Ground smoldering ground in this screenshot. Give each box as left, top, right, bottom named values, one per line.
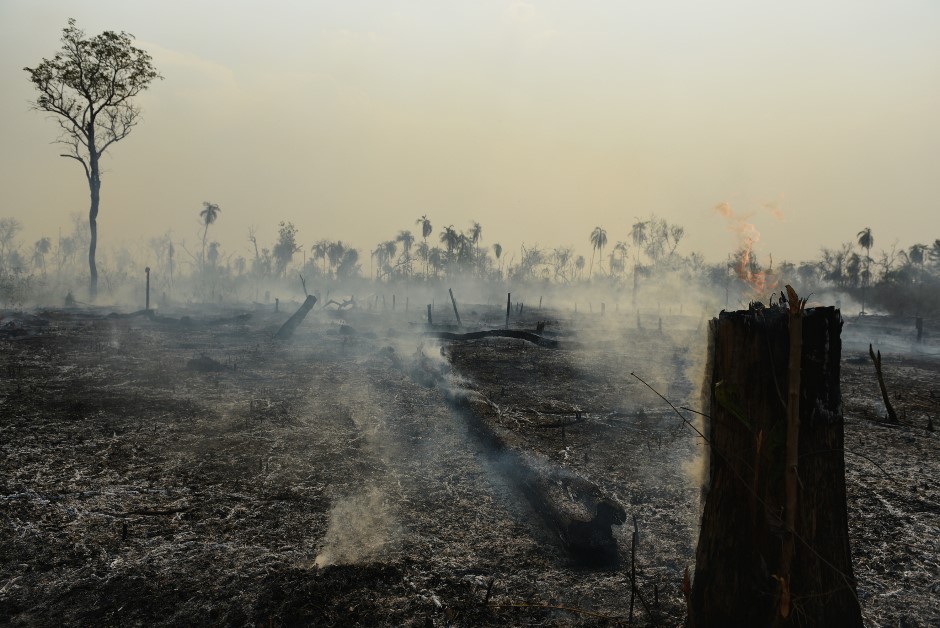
left=0, top=267, right=938, bottom=625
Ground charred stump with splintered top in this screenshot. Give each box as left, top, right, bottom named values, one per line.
left=690, top=292, right=862, bottom=627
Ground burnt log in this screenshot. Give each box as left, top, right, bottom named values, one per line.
left=274, top=295, right=317, bottom=340
left=691, top=302, right=862, bottom=627
left=424, top=329, right=558, bottom=348
left=449, top=389, right=625, bottom=566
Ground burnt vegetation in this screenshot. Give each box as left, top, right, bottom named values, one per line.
left=0, top=265, right=938, bottom=625
left=3, top=17, right=939, bottom=628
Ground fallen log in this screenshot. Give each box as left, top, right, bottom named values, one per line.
left=424, top=328, right=558, bottom=348
left=448, top=388, right=625, bottom=566
left=274, top=295, right=317, bottom=339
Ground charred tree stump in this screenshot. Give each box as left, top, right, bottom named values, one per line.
left=869, top=344, right=899, bottom=423
left=691, top=300, right=862, bottom=627
left=274, top=295, right=317, bottom=339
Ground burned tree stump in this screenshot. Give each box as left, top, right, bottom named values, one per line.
left=691, top=302, right=862, bottom=627
left=274, top=295, right=317, bottom=340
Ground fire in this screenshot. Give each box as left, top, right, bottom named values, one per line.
left=714, top=202, right=779, bottom=296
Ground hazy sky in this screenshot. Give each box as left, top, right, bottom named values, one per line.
left=2, top=0, right=938, bottom=268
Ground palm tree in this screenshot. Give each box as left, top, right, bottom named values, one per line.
left=416, top=241, right=430, bottom=277
left=311, top=239, right=329, bottom=276
left=428, top=247, right=444, bottom=278
left=630, top=219, right=648, bottom=263
left=929, top=239, right=940, bottom=268
left=416, top=215, right=433, bottom=278
left=326, top=240, right=345, bottom=278
left=492, top=243, right=503, bottom=277
left=575, top=255, right=586, bottom=281
left=908, top=243, right=927, bottom=267
left=857, top=227, right=873, bottom=313
left=33, top=237, right=51, bottom=277
left=589, top=226, right=607, bottom=277
left=468, top=221, right=483, bottom=267
left=382, top=240, right=397, bottom=279
left=613, top=241, right=629, bottom=278
left=416, top=215, right=433, bottom=241
left=440, top=226, right=460, bottom=269
left=396, top=230, right=414, bottom=276
left=199, top=201, right=222, bottom=264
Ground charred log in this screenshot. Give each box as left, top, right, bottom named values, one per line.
left=274, top=295, right=317, bottom=340
left=425, top=329, right=558, bottom=348
left=448, top=389, right=625, bottom=567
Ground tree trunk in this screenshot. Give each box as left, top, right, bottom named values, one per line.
left=274, top=295, right=317, bottom=340
left=691, top=304, right=861, bottom=627
left=88, top=161, right=100, bottom=302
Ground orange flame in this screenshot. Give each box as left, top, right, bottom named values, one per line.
left=714, top=202, right=778, bottom=296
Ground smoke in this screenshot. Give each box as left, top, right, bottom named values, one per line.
left=764, top=201, right=785, bottom=222
left=314, top=486, right=399, bottom=567
left=714, top=201, right=776, bottom=296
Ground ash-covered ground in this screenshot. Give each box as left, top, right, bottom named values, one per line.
left=0, top=302, right=937, bottom=626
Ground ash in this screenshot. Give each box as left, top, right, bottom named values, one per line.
left=0, top=303, right=937, bottom=626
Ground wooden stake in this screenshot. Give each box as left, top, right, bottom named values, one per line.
left=506, top=292, right=511, bottom=328
left=449, top=288, right=462, bottom=327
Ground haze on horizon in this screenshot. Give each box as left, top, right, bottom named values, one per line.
left=1, top=0, right=938, bottom=269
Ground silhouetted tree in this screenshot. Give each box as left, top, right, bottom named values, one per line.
left=0, top=219, right=22, bottom=268
left=589, top=226, right=607, bottom=277
left=311, top=240, right=329, bottom=276
left=396, top=230, right=414, bottom=276
left=552, top=247, right=574, bottom=282
left=199, top=202, right=221, bottom=265
left=33, top=237, right=52, bottom=277
left=492, top=242, right=503, bottom=277
left=416, top=215, right=432, bottom=277
left=272, top=221, right=301, bottom=276
left=326, top=241, right=346, bottom=278
left=207, top=242, right=220, bottom=267
left=468, top=221, right=483, bottom=267
left=857, top=227, right=873, bottom=313
left=929, top=240, right=940, bottom=269
left=25, top=19, right=161, bottom=300
left=336, top=248, right=360, bottom=279
left=612, top=241, right=628, bottom=278
left=440, top=226, right=459, bottom=270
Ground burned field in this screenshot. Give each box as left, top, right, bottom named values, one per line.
left=0, top=303, right=938, bottom=626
